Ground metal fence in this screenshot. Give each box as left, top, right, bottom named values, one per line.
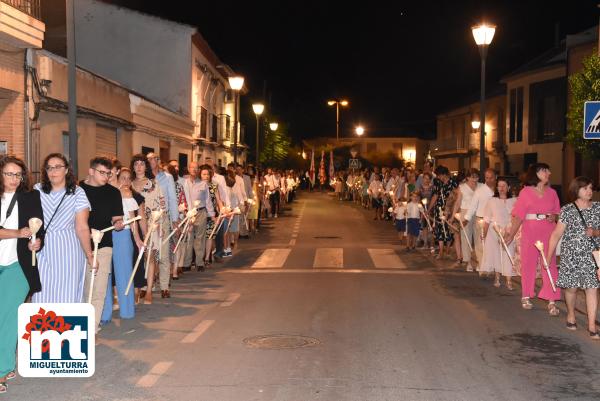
left=1, top=0, right=41, bottom=19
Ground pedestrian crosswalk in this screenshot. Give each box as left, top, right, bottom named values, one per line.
left=221, top=247, right=421, bottom=270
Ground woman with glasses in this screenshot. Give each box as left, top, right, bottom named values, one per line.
left=504, top=163, right=561, bottom=314
left=0, top=156, right=44, bottom=394
left=32, top=153, right=92, bottom=303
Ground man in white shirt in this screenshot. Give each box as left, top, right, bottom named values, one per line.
left=264, top=168, right=280, bottom=217
left=463, top=168, right=497, bottom=272
left=453, top=169, right=482, bottom=271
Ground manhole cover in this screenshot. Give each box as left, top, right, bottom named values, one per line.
left=243, top=334, right=321, bottom=349
left=314, top=236, right=341, bottom=239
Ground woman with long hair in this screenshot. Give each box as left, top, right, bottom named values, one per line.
left=0, top=156, right=44, bottom=394
left=32, top=153, right=92, bottom=303
left=547, top=177, right=600, bottom=338
left=504, top=163, right=561, bottom=314
left=130, top=154, right=165, bottom=304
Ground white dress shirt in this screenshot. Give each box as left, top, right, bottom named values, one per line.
left=465, top=184, right=495, bottom=221
left=212, top=173, right=230, bottom=207
left=0, top=192, right=18, bottom=265
left=459, top=182, right=482, bottom=210
left=234, top=175, right=248, bottom=203
left=264, top=174, right=280, bottom=191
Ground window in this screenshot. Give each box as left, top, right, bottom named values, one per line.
left=529, top=78, right=566, bottom=143
left=509, top=87, right=523, bottom=143
left=178, top=153, right=188, bottom=171
left=141, top=146, right=154, bottom=155
left=211, top=114, right=218, bottom=142
left=200, top=107, right=208, bottom=139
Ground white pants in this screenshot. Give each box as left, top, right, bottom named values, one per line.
left=473, top=217, right=485, bottom=271
left=460, top=209, right=475, bottom=267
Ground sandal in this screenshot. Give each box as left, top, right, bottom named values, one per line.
left=506, top=281, right=514, bottom=291
left=5, top=371, right=15, bottom=381
left=589, top=331, right=600, bottom=340
left=548, top=302, right=560, bottom=317
left=521, top=297, right=533, bottom=310
left=493, top=279, right=501, bottom=288
left=566, top=321, right=577, bottom=331
left=0, top=381, right=6, bottom=394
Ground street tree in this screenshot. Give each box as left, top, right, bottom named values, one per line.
left=567, top=50, right=600, bottom=159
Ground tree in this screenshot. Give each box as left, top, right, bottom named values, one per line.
left=566, top=50, right=600, bottom=159
left=259, top=126, right=291, bottom=167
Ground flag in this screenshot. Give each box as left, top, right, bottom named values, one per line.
left=309, top=150, right=315, bottom=185
left=318, top=150, right=326, bottom=185
left=329, top=150, right=335, bottom=179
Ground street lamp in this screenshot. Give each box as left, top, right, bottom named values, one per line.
left=471, top=120, right=480, bottom=130
left=472, top=23, right=495, bottom=174
left=355, top=126, right=364, bottom=136
left=269, top=122, right=278, bottom=131
left=327, top=99, right=349, bottom=141
left=228, top=75, right=245, bottom=165
left=252, top=103, right=264, bottom=167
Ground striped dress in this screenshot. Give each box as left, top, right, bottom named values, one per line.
left=32, top=184, right=91, bottom=303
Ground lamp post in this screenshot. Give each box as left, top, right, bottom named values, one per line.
left=268, top=122, right=278, bottom=162
left=228, top=76, right=245, bottom=165
left=327, top=99, right=349, bottom=141
left=472, top=23, right=495, bottom=174
left=355, top=126, right=364, bottom=136
left=252, top=103, right=264, bottom=167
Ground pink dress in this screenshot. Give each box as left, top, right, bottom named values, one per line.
left=511, top=186, right=561, bottom=301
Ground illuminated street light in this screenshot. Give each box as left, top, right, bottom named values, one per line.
left=269, top=122, right=278, bottom=131
left=471, top=121, right=481, bottom=130
left=471, top=23, right=496, bottom=174
left=252, top=103, right=265, bottom=166
left=355, top=126, right=364, bottom=136
left=327, top=99, right=349, bottom=141
left=228, top=76, right=245, bottom=164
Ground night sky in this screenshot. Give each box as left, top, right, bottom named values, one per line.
left=108, top=0, right=598, bottom=145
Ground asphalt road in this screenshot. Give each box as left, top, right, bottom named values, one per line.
left=10, top=191, right=600, bottom=401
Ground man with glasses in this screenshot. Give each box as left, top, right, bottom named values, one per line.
left=80, top=157, right=124, bottom=332
left=146, top=152, right=178, bottom=295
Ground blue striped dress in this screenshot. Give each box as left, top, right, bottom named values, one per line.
left=31, top=184, right=91, bottom=303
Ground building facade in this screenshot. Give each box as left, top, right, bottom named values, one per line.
left=0, top=0, right=44, bottom=164
left=433, top=91, right=506, bottom=174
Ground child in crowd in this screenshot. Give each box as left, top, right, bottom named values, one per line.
left=394, top=198, right=407, bottom=243
left=406, top=191, right=421, bottom=251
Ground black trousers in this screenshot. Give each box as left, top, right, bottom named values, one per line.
left=269, top=191, right=280, bottom=216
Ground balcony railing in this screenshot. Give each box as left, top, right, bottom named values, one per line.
left=431, top=134, right=468, bottom=153
left=1, top=0, right=40, bottom=19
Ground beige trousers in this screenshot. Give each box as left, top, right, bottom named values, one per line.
left=473, top=217, right=485, bottom=270
left=83, top=247, right=112, bottom=330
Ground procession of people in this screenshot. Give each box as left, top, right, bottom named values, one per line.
left=0, top=152, right=301, bottom=393
left=1, top=150, right=600, bottom=394
left=331, top=159, right=600, bottom=336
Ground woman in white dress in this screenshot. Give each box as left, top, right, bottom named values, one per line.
left=482, top=178, right=516, bottom=290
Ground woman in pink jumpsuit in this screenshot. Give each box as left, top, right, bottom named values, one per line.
left=505, top=163, right=561, bottom=314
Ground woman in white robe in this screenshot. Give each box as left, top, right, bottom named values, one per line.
left=482, top=178, right=517, bottom=289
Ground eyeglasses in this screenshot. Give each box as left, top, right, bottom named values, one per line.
left=45, top=165, right=66, bottom=172
left=94, top=168, right=113, bottom=178
left=3, top=172, right=23, bottom=180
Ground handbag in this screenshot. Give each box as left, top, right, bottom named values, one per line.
left=572, top=202, right=600, bottom=270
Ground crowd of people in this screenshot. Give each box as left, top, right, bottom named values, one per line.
left=332, top=161, right=600, bottom=337
left=0, top=152, right=300, bottom=393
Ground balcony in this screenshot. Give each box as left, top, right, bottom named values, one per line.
left=0, top=0, right=44, bottom=48
left=431, top=134, right=469, bottom=156
left=2, top=0, right=40, bottom=19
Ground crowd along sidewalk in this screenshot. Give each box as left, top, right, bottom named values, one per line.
left=337, top=192, right=599, bottom=325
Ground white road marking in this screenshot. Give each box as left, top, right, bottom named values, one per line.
left=289, top=239, right=297, bottom=246
left=136, top=361, right=173, bottom=387
left=314, top=248, right=343, bottom=268
left=252, top=248, right=291, bottom=268
left=221, top=268, right=449, bottom=275
left=367, top=248, right=406, bottom=269
left=220, top=292, right=241, bottom=307
left=180, top=320, right=215, bottom=343
left=291, top=233, right=298, bottom=238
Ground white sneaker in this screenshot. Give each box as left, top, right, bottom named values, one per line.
left=466, top=264, right=474, bottom=272
left=274, top=214, right=278, bottom=218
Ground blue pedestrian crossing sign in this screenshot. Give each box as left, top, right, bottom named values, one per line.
left=584, top=101, right=600, bottom=139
